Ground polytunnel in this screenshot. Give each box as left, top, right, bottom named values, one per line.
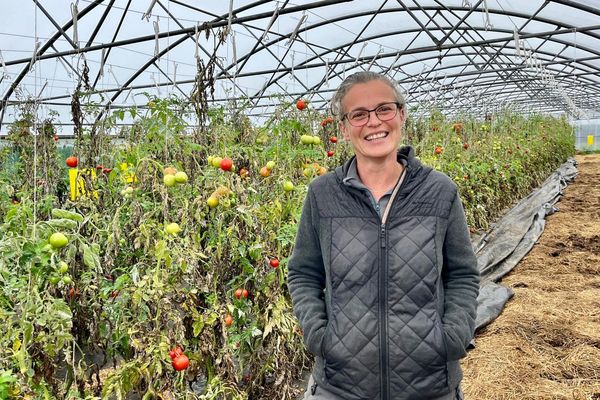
left=0, top=2, right=599, bottom=400
left=1, top=0, right=600, bottom=132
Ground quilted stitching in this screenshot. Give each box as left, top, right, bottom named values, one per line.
left=325, top=215, right=448, bottom=398
left=328, top=218, right=380, bottom=397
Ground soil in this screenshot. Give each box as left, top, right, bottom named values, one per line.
left=462, top=154, right=600, bottom=399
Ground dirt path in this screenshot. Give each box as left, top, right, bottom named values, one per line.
left=462, top=154, right=600, bottom=400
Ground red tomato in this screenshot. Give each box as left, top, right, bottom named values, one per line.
left=434, top=146, right=443, bottom=155
left=225, top=314, right=233, bottom=327
left=220, top=158, right=233, bottom=171
left=172, top=354, right=189, bottom=371
left=327, top=151, right=334, bottom=157
left=242, top=289, right=249, bottom=298
left=296, top=99, right=307, bottom=110
left=330, top=136, right=337, bottom=143
left=463, top=143, right=470, bottom=150
left=234, top=288, right=243, bottom=299
left=269, top=259, right=280, bottom=268
left=66, top=156, right=78, bottom=168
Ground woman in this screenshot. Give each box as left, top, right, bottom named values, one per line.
left=287, top=71, right=479, bottom=400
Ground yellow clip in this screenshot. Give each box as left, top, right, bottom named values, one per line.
left=69, top=168, right=98, bottom=200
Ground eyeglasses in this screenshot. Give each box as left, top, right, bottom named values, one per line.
left=342, top=102, right=402, bottom=127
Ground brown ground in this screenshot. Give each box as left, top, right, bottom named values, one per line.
left=462, top=154, right=600, bottom=400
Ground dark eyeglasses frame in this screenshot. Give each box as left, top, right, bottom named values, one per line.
left=342, top=102, right=402, bottom=127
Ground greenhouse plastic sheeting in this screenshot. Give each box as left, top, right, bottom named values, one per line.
left=473, top=158, right=578, bottom=331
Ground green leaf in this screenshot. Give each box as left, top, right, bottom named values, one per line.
left=81, top=243, right=100, bottom=270
left=51, top=208, right=84, bottom=222
left=45, top=218, right=78, bottom=231
left=192, top=317, right=205, bottom=337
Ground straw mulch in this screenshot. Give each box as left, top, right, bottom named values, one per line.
left=462, top=153, right=600, bottom=400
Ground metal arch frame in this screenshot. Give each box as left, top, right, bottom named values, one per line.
left=2, top=1, right=600, bottom=127
left=233, top=5, right=600, bottom=108
left=0, top=0, right=105, bottom=127
left=0, top=0, right=352, bottom=126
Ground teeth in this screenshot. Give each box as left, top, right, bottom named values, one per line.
left=365, top=132, right=387, bottom=141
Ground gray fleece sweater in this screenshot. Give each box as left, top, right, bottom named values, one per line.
left=287, top=146, right=480, bottom=400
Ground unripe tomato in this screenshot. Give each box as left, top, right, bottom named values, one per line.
left=49, top=232, right=69, bottom=249
left=259, top=166, right=271, bottom=177
left=164, top=175, right=176, bottom=187
left=58, top=261, right=69, bottom=274
left=174, top=171, right=188, bottom=183
left=165, top=222, right=181, bottom=235
left=207, top=196, right=219, bottom=208
left=65, top=156, right=78, bottom=168
left=283, top=181, right=294, bottom=192
left=164, top=166, right=177, bottom=176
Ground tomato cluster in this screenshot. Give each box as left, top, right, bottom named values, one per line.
left=169, top=346, right=189, bottom=371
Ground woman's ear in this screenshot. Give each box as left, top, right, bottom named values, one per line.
left=339, top=120, right=350, bottom=142
left=398, top=106, right=407, bottom=124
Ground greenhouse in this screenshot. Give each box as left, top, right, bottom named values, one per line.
left=0, top=1, right=599, bottom=399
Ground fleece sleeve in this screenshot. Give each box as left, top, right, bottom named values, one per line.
left=441, top=193, right=480, bottom=361
left=287, top=187, right=328, bottom=356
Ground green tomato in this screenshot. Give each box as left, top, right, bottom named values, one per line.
left=174, top=171, right=188, bottom=183
left=58, top=261, right=69, bottom=274
left=283, top=181, right=295, bottom=192
left=49, top=232, right=68, bottom=249
left=164, top=174, right=176, bottom=187
left=165, top=222, right=182, bottom=235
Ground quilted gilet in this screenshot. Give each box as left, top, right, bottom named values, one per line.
left=288, top=147, right=479, bottom=400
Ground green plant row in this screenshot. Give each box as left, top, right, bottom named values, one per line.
left=0, top=98, right=574, bottom=399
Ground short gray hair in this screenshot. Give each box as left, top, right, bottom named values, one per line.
left=330, top=71, right=406, bottom=119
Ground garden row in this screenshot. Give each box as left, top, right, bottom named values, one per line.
left=0, top=99, right=574, bottom=399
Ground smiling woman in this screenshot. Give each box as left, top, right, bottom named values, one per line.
left=287, top=71, right=480, bottom=400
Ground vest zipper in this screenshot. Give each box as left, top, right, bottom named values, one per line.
left=378, top=166, right=408, bottom=400
left=379, top=221, right=389, bottom=400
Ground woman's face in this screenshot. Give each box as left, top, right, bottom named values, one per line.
left=339, top=79, right=405, bottom=164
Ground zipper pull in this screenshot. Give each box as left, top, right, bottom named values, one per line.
left=380, top=224, right=386, bottom=248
